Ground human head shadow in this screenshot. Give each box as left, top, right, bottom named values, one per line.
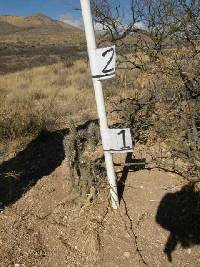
left=117, top=152, right=146, bottom=202
left=156, top=182, right=200, bottom=262
left=0, top=129, right=68, bottom=209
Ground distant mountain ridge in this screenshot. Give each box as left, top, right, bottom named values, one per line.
left=0, top=13, right=81, bottom=35
left=0, top=13, right=85, bottom=74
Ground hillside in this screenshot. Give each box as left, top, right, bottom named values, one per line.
left=0, top=14, right=85, bottom=74
left=0, top=13, right=80, bottom=34
left=0, top=21, right=20, bottom=34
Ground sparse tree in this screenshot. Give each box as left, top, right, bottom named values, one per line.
left=92, top=0, right=200, bottom=179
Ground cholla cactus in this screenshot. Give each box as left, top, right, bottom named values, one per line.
left=63, top=119, right=103, bottom=199
left=78, top=157, right=106, bottom=200
left=63, top=120, right=83, bottom=187
left=77, top=160, right=94, bottom=197
left=86, top=122, right=100, bottom=151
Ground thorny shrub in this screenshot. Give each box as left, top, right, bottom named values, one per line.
left=93, top=0, right=200, bottom=181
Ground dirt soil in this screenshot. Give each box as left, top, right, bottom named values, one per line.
left=0, top=155, right=200, bottom=266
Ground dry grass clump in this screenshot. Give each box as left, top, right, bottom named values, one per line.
left=0, top=60, right=96, bottom=140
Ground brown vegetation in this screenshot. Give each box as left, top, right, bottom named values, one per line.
left=93, top=0, right=200, bottom=181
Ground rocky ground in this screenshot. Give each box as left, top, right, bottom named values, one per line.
left=0, top=147, right=199, bottom=266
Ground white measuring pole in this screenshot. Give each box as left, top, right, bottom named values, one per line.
left=80, top=0, right=119, bottom=209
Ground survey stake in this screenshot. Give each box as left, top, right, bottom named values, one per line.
left=80, top=0, right=119, bottom=209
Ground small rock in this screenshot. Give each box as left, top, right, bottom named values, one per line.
left=123, top=251, right=130, bottom=258
left=187, top=248, right=191, bottom=254
left=125, top=233, right=130, bottom=238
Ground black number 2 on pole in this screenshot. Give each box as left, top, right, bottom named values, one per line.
left=91, top=45, right=116, bottom=80
left=102, top=47, right=115, bottom=74
left=117, top=129, right=131, bottom=149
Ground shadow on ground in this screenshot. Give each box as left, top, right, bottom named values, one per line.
left=0, top=129, right=68, bottom=208
left=0, top=119, right=99, bottom=209
left=117, top=152, right=146, bottom=202
left=156, top=182, right=200, bottom=262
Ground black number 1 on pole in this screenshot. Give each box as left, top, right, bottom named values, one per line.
left=117, top=129, right=131, bottom=149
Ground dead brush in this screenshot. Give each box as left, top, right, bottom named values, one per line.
left=187, top=115, right=200, bottom=154
left=63, top=119, right=106, bottom=202
left=110, top=93, right=156, bottom=145
left=0, top=171, right=20, bottom=206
